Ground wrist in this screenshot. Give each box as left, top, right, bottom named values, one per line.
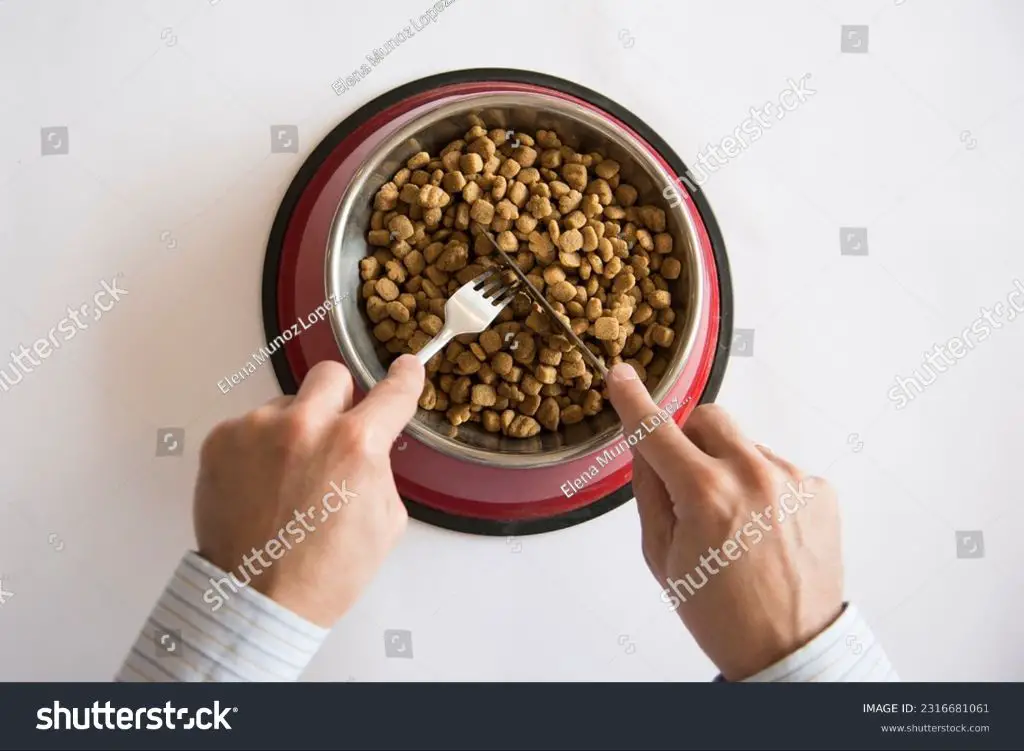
left=719, top=602, right=845, bottom=682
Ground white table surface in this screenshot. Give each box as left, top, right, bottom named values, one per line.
left=1, top=0, right=1022, bottom=681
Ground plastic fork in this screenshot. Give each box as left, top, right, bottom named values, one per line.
left=414, top=266, right=520, bottom=365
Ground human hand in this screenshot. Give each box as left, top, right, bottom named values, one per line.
left=605, top=364, right=844, bottom=681
left=193, top=356, right=424, bottom=627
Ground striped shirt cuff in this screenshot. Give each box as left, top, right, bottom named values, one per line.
left=116, top=552, right=329, bottom=682
left=742, top=604, right=899, bottom=682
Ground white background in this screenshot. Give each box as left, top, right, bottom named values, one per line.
left=1, top=0, right=1022, bottom=681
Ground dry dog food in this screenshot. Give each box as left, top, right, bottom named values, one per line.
left=360, top=121, right=685, bottom=436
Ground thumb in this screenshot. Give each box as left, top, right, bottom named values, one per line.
left=347, top=355, right=425, bottom=448
left=605, top=363, right=706, bottom=480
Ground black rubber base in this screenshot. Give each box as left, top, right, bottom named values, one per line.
left=262, top=68, right=734, bottom=537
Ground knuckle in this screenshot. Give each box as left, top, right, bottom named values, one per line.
left=689, top=403, right=728, bottom=427
left=307, top=359, right=353, bottom=383
left=199, top=420, right=236, bottom=464
left=688, top=462, right=730, bottom=498
left=744, top=457, right=779, bottom=495
left=273, top=410, right=320, bottom=451
left=335, top=417, right=376, bottom=456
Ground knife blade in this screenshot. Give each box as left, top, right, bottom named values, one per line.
left=481, top=229, right=609, bottom=379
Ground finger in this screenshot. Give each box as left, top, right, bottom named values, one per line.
left=249, top=394, right=293, bottom=422
left=345, top=354, right=425, bottom=446
left=631, top=452, right=674, bottom=574
left=755, top=444, right=804, bottom=478
left=292, top=360, right=355, bottom=415
left=605, top=363, right=709, bottom=479
left=683, top=404, right=755, bottom=460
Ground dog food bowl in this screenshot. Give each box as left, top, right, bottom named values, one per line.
left=327, top=91, right=707, bottom=469
left=262, top=69, right=732, bottom=534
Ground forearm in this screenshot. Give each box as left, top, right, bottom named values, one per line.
left=116, top=552, right=328, bottom=682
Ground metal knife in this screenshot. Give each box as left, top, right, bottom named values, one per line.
left=481, top=229, right=609, bottom=379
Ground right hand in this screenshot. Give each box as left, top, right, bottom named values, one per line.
left=606, top=364, right=844, bottom=681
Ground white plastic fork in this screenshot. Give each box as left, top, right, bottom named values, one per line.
left=415, top=266, right=520, bottom=365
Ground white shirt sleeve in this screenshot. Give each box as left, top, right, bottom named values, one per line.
left=116, top=552, right=328, bottom=682
left=742, top=604, right=899, bottom=682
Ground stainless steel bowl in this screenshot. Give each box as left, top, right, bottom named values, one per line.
left=327, top=91, right=705, bottom=468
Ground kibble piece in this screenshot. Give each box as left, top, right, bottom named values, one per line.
left=373, top=319, right=397, bottom=342
left=594, top=159, right=620, bottom=180
left=375, top=278, right=400, bottom=302
left=481, top=410, right=501, bottom=432
left=562, top=163, right=588, bottom=191
left=539, top=347, right=562, bottom=366
left=535, top=398, right=560, bottom=431
left=594, top=316, right=620, bottom=341
left=374, top=182, right=400, bottom=211
left=366, top=296, right=388, bottom=323
left=466, top=197, right=493, bottom=223
left=561, top=358, right=586, bottom=379
left=561, top=405, right=585, bottom=425
left=471, top=383, right=497, bottom=407
left=527, top=195, right=553, bottom=220
left=417, top=313, right=443, bottom=336
left=520, top=374, right=542, bottom=396
left=436, top=243, right=469, bottom=272
left=406, top=151, right=430, bottom=170
left=498, top=158, right=522, bottom=179
left=443, top=171, right=468, bottom=193
left=651, top=324, right=675, bottom=348
left=648, top=289, right=671, bottom=309
left=660, top=257, right=682, bottom=280
left=478, top=329, right=502, bottom=355
left=507, top=414, right=541, bottom=437
left=491, top=351, right=514, bottom=376
left=450, top=376, right=472, bottom=404
left=460, top=153, right=484, bottom=174
left=419, top=184, right=449, bottom=209
left=386, top=300, right=410, bottom=323
left=447, top=404, right=472, bottom=426
left=550, top=280, right=577, bottom=303
left=535, top=364, right=558, bottom=384
left=556, top=228, right=582, bottom=253
left=418, top=380, right=438, bottom=410
left=360, top=257, right=381, bottom=280
left=455, top=350, right=482, bottom=375
left=367, top=229, right=391, bottom=247
left=512, top=145, right=538, bottom=168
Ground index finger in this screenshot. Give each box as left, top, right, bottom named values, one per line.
left=345, top=355, right=425, bottom=448
left=605, top=363, right=709, bottom=479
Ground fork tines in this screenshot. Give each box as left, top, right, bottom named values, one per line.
left=472, top=267, right=519, bottom=308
